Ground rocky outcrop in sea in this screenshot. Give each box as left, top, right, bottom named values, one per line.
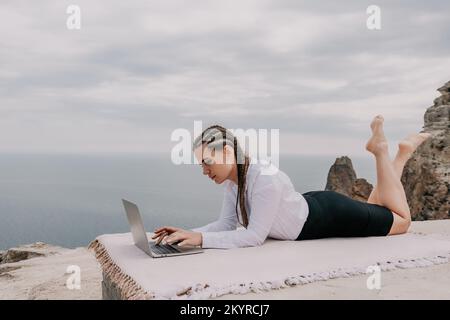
left=325, top=156, right=374, bottom=202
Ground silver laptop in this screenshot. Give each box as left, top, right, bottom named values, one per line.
left=122, top=199, right=204, bottom=258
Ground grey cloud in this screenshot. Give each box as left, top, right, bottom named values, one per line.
left=0, top=0, right=448, bottom=154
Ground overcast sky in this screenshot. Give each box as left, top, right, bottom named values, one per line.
left=1, top=0, right=449, bottom=157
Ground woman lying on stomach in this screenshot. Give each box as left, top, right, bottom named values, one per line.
left=152, top=116, right=431, bottom=249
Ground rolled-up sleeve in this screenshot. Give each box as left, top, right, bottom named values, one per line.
left=199, top=175, right=282, bottom=249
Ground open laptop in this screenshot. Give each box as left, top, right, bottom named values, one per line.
left=122, top=199, right=204, bottom=258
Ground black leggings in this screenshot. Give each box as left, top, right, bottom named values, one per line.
left=296, top=190, right=394, bottom=240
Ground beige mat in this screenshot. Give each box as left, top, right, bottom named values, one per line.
left=89, top=232, right=450, bottom=299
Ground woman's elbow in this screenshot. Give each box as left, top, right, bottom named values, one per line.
left=250, top=235, right=266, bottom=247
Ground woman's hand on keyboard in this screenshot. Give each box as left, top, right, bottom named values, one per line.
left=152, top=226, right=183, bottom=245
left=165, top=230, right=202, bottom=247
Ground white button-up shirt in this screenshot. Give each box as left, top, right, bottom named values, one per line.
left=191, top=158, right=309, bottom=249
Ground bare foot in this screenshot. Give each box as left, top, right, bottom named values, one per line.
left=366, top=115, right=389, bottom=155
left=398, top=132, right=432, bottom=157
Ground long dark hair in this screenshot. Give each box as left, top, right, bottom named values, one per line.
left=192, top=125, right=250, bottom=228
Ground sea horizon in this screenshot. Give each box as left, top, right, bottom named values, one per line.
left=0, top=152, right=376, bottom=250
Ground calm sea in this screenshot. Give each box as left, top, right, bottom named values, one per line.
left=0, top=153, right=375, bottom=250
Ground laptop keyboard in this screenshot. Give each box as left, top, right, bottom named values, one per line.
left=150, top=243, right=181, bottom=254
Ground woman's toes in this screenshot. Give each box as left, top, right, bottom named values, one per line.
left=366, top=115, right=388, bottom=155
left=398, top=132, right=432, bottom=155
left=370, top=115, right=385, bottom=132
left=418, top=132, right=432, bottom=140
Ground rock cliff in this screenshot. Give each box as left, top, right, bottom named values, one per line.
left=401, top=81, right=450, bottom=220
left=326, top=81, right=449, bottom=219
